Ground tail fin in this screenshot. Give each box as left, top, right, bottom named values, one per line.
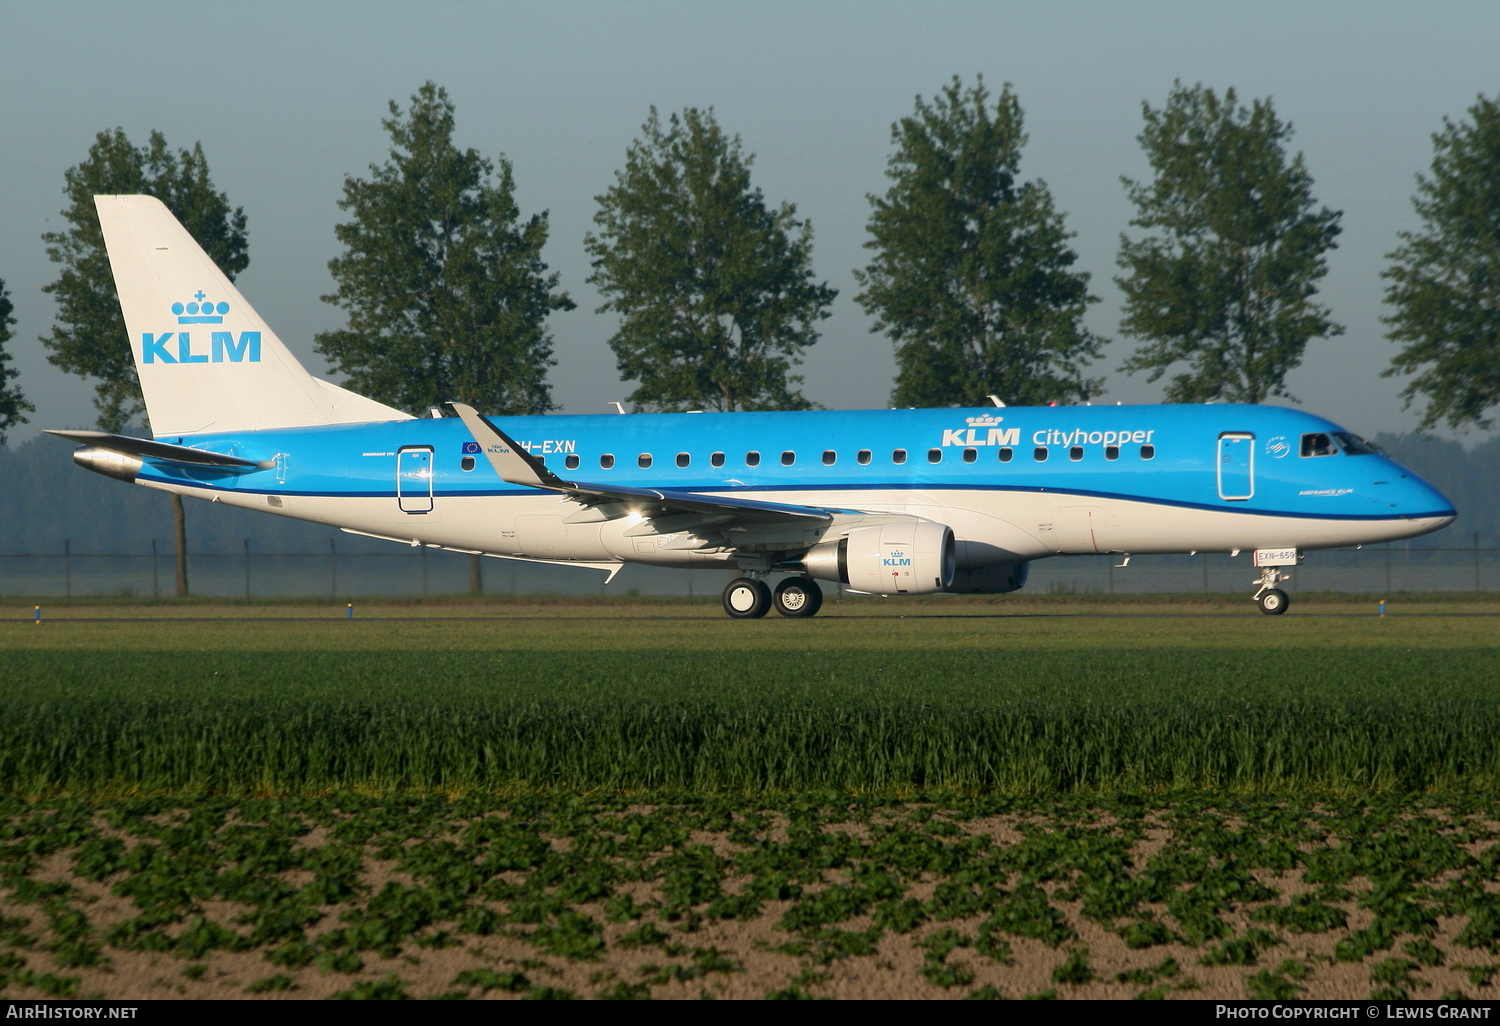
left=94, top=194, right=410, bottom=436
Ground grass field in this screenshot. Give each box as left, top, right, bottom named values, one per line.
left=2, top=597, right=1499, bottom=999
left=3, top=595, right=1499, bottom=795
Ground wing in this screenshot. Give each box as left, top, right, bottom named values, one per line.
left=449, top=403, right=838, bottom=528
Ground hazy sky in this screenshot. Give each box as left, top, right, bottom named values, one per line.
left=2, top=0, right=1496, bottom=444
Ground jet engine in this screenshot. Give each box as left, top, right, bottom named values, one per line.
left=802, top=519, right=955, bottom=595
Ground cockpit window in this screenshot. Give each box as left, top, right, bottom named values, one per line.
left=1300, top=432, right=1337, bottom=457
left=1333, top=432, right=1383, bottom=456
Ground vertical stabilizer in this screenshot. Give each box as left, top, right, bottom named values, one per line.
left=94, top=194, right=410, bottom=436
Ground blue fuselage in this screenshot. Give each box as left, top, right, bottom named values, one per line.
left=141, top=404, right=1454, bottom=531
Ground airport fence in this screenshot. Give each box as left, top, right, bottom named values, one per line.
left=1, top=538, right=1497, bottom=599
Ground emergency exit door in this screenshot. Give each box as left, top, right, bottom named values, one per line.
left=1217, top=433, right=1254, bottom=501
left=397, top=447, right=434, bottom=513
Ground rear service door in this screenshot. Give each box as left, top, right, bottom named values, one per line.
left=397, top=447, right=435, bottom=513
left=1217, top=433, right=1254, bottom=501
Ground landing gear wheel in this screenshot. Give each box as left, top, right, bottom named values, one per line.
left=722, top=577, right=772, bottom=619
left=1257, top=588, right=1289, bottom=615
left=773, top=577, right=824, bottom=618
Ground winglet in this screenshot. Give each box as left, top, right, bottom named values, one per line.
left=449, top=402, right=567, bottom=491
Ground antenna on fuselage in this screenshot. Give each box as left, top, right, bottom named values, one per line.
left=608, top=402, right=627, bottom=414
left=986, top=395, right=1006, bottom=408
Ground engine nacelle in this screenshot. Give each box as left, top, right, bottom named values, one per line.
left=945, top=561, right=1030, bottom=594
left=803, top=520, right=955, bottom=595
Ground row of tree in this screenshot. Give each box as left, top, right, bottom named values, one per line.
left=1, top=78, right=1497, bottom=445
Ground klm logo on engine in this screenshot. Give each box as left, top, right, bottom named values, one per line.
left=143, top=292, right=260, bottom=364
left=941, top=414, right=1019, bottom=447
left=882, top=549, right=912, bottom=568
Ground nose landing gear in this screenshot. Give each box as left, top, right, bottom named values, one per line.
left=1253, top=565, right=1290, bottom=615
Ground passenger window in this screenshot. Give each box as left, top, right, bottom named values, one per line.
left=745, top=451, right=760, bottom=467
left=536, top=455, right=546, bottom=465
left=857, top=450, right=871, bottom=465
left=1141, top=445, right=1155, bottom=460
left=928, top=448, right=942, bottom=463
left=892, top=449, right=907, bottom=465
left=1069, top=446, right=1084, bottom=461
left=962, top=448, right=977, bottom=463
left=1105, top=445, right=1119, bottom=461
left=1301, top=433, right=1337, bottom=457
left=460, top=455, right=476, bottom=472
left=710, top=452, right=725, bottom=468
left=822, top=450, right=836, bottom=466
left=1034, top=447, right=1048, bottom=462
left=781, top=451, right=796, bottom=466
left=998, top=447, right=1013, bottom=463
left=676, top=452, right=690, bottom=468
left=600, top=454, right=615, bottom=469
left=565, top=454, right=580, bottom=471
left=638, top=453, right=652, bottom=469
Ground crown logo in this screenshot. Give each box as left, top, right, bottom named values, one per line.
left=964, top=414, right=1003, bottom=427
left=171, top=291, right=229, bottom=324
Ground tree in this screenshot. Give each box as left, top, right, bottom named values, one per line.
left=1382, top=94, right=1500, bottom=430
left=41, top=129, right=249, bottom=596
left=42, top=129, right=249, bottom=431
left=1116, top=83, right=1343, bottom=404
left=0, top=278, right=34, bottom=444
left=316, top=81, right=573, bottom=418
left=855, top=77, right=1104, bottom=408
left=586, top=107, right=837, bottom=412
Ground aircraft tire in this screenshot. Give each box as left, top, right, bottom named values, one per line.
left=774, top=577, right=823, bottom=618
left=723, top=577, right=772, bottom=619
left=1257, top=588, right=1290, bottom=615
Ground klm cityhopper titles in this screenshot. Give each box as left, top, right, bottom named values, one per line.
left=54, top=195, right=1457, bottom=618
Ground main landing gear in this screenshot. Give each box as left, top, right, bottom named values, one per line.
left=721, top=576, right=824, bottom=619
left=1253, top=566, right=1290, bottom=616
left=773, top=577, right=823, bottom=618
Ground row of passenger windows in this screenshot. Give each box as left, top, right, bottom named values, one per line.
left=478, top=435, right=1363, bottom=469
left=481, top=444, right=1158, bottom=471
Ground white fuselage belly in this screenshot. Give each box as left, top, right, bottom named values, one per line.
left=143, top=479, right=1446, bottom=569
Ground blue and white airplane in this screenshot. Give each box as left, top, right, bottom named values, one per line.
left=54, top=195, right=1457, bottom=617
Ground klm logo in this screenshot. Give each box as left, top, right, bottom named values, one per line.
left=173, top=290, right=229, bottom=324
left=942, top=414, right=1019, bottom=447
left=882, top=549, right=913, bottom=568
left=144, top=293, right=259, bottom=364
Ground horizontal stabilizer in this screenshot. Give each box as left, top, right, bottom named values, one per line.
left=46, top=430, right=265, bottom=468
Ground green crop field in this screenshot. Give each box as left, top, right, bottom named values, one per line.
left=7, top=646, right=1500, bottom=795
left=2, top=598, right=1499, bottom=999
left=3, top=597, right=1499, bottom=795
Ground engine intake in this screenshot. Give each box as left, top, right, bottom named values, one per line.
left=803, top=520, right=955, bottom=595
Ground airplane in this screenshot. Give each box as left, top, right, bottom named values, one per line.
left=52, top=195, right=1458, bottom=618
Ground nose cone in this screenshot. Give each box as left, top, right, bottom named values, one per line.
left=1388, top=464, right=1457, bottom=537
left=1409, top=473, right=1456, bottom=519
